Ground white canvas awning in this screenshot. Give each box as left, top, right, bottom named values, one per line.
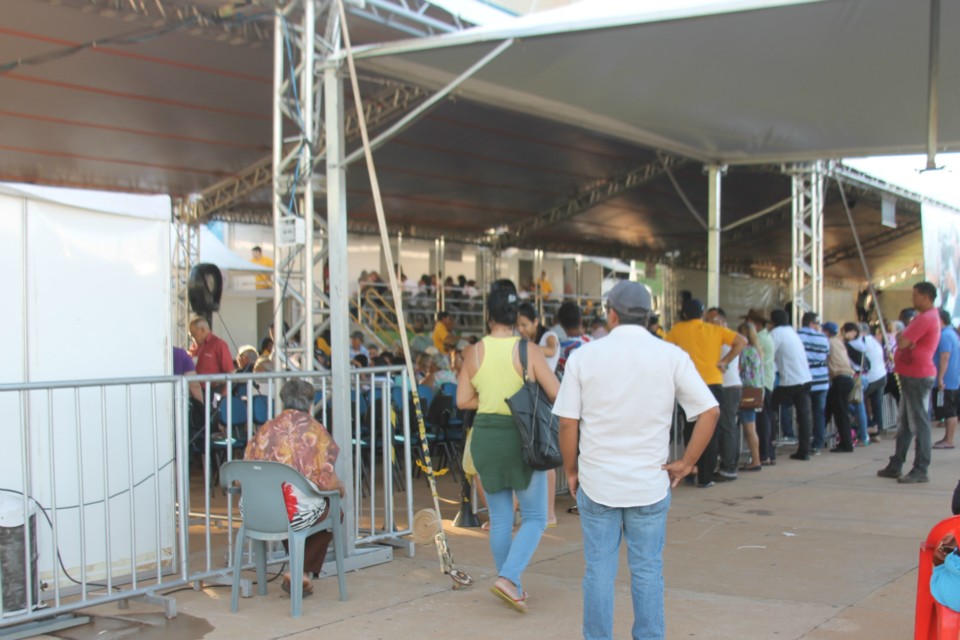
left=351, top=0, right=959, bottom=164
left=198, top=226, right=271, bottom=273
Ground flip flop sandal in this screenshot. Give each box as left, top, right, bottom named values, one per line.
left=566, top=506, right=579, bottom=515
left=934, top=442, right=956, bottom=449
left=490, top=584, right=527, bottom=613
left=281, top=579, right=314, bottom=597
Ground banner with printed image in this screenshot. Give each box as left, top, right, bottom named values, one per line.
left=922, top=203, right=960, bottom=319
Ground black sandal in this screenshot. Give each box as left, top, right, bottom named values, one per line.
left=566, top=506, right=579, bottom=515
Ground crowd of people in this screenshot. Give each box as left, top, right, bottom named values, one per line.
left=655, top=282, right=952, bottom=489
left=174, top=272, right=956, bottom=638
left=449, top=278, right=952, bottom=636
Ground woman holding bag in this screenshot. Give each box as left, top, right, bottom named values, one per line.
left=737, top=322, right=765, bottom=471
left=457, top=279, right=560, bottom=613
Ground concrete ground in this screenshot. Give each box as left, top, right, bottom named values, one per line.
left=40, top=434, right=957, bottom=640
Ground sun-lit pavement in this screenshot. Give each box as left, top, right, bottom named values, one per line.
left=41, top=434, right=956, bottom=639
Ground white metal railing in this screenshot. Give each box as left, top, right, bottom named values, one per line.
left=0, top=365, right=414, bottom=630
left=0, top=375, right=185, bottom=626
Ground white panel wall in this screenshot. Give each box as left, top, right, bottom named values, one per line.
left=0, top=186, right=174, bottom=589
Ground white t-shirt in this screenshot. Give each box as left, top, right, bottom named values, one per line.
left=540, top=330, right=560, bottom=373
left=771, top=325, right=813, bottom=386
left=553, top=324, right=718, bottom=508
left=720, top=345, right=742, bottom=387
left=863, top=335, right=887, bottom=383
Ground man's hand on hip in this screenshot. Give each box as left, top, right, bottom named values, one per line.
left=662, top=459, right=695, bottom=488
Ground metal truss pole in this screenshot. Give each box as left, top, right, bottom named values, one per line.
left=787, top=162, right=824, bottom=327
left=272, top=0, right=335, bottom=372
left=172, top=198, right=199, bottom=350
left=706, top=164, right=724, bottom=309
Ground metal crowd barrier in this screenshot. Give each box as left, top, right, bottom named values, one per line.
left=0, top=365, right=414, bottom=632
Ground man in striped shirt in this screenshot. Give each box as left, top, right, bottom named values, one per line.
left=797, top=312, right=830, bottom=454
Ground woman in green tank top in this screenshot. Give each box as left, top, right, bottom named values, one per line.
left=457, top=280, right=560, bottom=612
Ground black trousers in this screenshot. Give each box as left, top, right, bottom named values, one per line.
left=757, top=387, right=776, bottom=462
left=827, top=376, right=855, bottom=450
left=683, top=384, right=723, bottom=485
left=772, top=383, right=812, bottom=456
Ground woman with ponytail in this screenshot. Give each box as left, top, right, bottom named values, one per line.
left=457, top=280, right=560, bottom=612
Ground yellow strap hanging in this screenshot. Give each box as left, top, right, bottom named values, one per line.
left=415, top=459, right=449, bottom=476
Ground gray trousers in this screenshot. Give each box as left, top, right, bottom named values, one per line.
left=890, top=375, right=935, bottom=475
left=718, top=385, right=743, bottom=475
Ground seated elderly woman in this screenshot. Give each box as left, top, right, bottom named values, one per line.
left=243, top=379, right=345, bottom=597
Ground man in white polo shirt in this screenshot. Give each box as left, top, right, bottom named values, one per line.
left=769, top=309, right=814, bottom=460
left=554, top=281, right=719, bottom=640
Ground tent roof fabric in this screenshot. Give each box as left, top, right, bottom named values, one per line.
left=0, top=0, right=956, bottom=280
left=353, top=0, right=959, bottom=164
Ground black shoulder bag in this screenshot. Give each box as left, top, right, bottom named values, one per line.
left=505, top=339, right=562, bottom=471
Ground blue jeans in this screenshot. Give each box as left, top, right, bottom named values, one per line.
left=577, top=487, right=670, bottom=640
left=850, top=389, right=869, bottom=443
left=890, top=375, right=936, bottom=475
left=486, top=470, right=547, bottom=593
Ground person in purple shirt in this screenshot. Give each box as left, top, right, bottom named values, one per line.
left=878, top=282, right=942, bottom=484
left=173, top=347, right=194, bottom=375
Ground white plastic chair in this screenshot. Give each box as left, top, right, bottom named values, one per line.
left=220, top=460, right=347, bottom=617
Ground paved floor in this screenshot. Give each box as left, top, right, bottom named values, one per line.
left=42, top=434, right=957, bottom=639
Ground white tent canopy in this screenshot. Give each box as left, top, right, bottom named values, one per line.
left=197, top=225, right=271, bottom=273
left=352, top=0, right=959, bottom=165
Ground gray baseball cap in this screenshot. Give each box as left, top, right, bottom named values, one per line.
left=606, top=280, right=652, bottom=315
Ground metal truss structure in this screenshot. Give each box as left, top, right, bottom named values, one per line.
left=270, top=0, right=337, bottom=373
left=346, top=0, right=468, bottom=36
left=786, top=162, right=825, bottom=327
left=194, top=83, right=429, bottom=222
left=172, top=198, right=200, bottom=349
left=499, top=154, right=689, bottom=247
left=37, top=0, right=273, bottom=45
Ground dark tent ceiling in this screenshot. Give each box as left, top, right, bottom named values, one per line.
left=1, top=0, right=956, bottom=282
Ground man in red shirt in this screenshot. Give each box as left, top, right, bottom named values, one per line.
left=189, top=317, right=235, bottom=395
left=878, top=282, right=941, bottom=484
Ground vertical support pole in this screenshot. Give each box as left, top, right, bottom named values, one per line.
left=926, top=0, right=941, bottom=171
left=434, top=238, right=441, bottom=315
left=706, top=164, right=723, bottom=309
left=575, top=255, right=582, bottom=304
left=788, top=162, right=824, bottom=326
left=271, top=8, right=287, bottom=371
left=439, top=236, right=446, bottom=311
left=325, top=59, right=356, bottom=555
left=301, top=0, right=316, bottom=372
left=534, top=248, right=543, bottom=318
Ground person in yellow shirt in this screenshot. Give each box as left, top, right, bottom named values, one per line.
left=536, top=271, right=553, bottom=299
left=432, top=312, right=458, bottom=355
left=665, top=298, right=746, bottom=487
left=251, top=246, right=274, bottom=289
